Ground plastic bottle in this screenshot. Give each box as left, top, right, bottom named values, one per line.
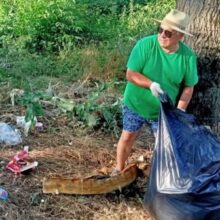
left=0, top=188, right=8, bottom=201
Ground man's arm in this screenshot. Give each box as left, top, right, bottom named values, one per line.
left=177, top=86, right=194, bottom=111
left=126, top=69, right=164, bottom=97
left=126, top=69, right=152, bottom=88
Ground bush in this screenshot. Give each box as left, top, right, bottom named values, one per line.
left=0, top=0, right=175, bottom=53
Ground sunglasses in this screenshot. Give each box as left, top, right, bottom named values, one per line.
left=158, top=27, right=176, bottom=38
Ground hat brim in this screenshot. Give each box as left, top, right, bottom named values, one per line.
left=153, top=18, right=193, bottom=37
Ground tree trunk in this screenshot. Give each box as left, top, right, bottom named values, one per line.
left=176, top=0, right=220, bottom=133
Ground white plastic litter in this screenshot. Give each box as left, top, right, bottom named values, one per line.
left=16, top=116, right=37, bottom=136
left=0, top=122, right=22, bottom=145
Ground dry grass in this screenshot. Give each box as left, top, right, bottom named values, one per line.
left=0, top=105, right=154, bottom=220
left=78, top=46, right=126, bottom=81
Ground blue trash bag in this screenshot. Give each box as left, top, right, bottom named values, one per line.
left=144, top=94, right=220, bottom=220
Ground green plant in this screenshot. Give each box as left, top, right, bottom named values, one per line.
left=15, top=91, right=50, bottom=127
left=73, top=81, right=123, bottom=136
left=0, top=0, right=91, bottom=53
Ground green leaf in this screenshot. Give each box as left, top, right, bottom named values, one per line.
left=52, top=97, right=75, bottom=112
left=103, top=110, right=113, bottom=123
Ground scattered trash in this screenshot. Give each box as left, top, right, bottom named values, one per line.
left=16, top=116, right=37, bottom=136
left=16, top=116, right=43, bottom=135
left=6, top=146, right=38, bottom=174
left=0, top=122, right=22, bottom=145
left=35, top=122, right=43, bottom=132
left=0, top=188, right=8, bottom=201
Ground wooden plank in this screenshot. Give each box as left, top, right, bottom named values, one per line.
left=43, top=164, right=138, bottom=195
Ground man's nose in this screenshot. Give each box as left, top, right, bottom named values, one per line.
left=160, top=30, right=166, bottom=38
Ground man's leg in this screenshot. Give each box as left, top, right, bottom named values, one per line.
left=111, top=105, right=144, bottom=175
left=115, top=130, right=138, bottom=171
left=115, top=119, right=159, bottom=172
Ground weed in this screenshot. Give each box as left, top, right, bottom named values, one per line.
left=15, top=91, right=51, bottom=127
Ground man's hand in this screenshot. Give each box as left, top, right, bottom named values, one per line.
left=150, top=82, right=164, bottom=97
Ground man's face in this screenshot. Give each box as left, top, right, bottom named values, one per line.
left=158, top=25, right=184, bottom=49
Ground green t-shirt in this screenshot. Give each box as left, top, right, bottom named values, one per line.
left=124, top=34, right=198, bottom=120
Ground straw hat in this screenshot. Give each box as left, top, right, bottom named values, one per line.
left=153, top=9, right=193, bottom=36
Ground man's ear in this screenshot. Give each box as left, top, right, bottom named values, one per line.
left=179, top=33, right=185, bottom=41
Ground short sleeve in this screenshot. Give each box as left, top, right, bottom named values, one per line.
left=126, top=39, right=146, bottom=73
left=183, top=54, right=198, bottom=86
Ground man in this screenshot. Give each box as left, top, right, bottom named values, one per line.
left=112, top=9, right=198, bottom=175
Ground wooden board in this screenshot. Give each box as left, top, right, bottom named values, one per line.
left=43, top=164, right=138, bottom=195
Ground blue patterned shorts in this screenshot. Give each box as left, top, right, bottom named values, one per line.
left=123, top=105, right=158, bottom=135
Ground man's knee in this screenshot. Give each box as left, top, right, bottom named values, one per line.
left=120, top=131, right=138, bottom=143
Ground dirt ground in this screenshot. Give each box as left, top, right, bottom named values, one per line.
left=0, top=105, right=155, bottom=220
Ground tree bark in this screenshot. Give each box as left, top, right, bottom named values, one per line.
left=176, top=0, right=220, bottom=133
